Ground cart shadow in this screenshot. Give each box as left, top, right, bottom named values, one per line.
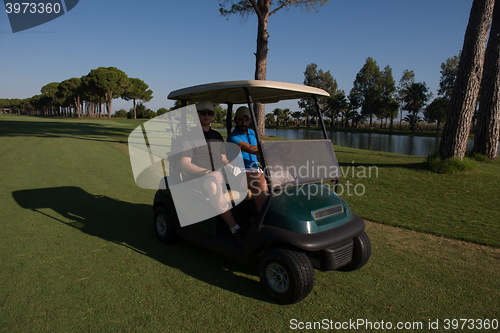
left=12, top=186, right=276, bottom=304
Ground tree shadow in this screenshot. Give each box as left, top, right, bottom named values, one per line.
left=11, top=186, right=273, bottom=303
left=0, top=118, right=132, bottom=144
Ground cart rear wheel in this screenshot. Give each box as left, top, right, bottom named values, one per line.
left=259, top=248, right=314, bottom=304
left=337, top=231, right=371, bottom=271
left=154, top=205, right=179, bottom=244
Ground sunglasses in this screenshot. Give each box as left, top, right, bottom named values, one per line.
left=198, top=110, right=214, bottom=116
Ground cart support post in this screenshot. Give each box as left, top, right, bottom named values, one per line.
left=313, top=95, right=329, bottom=140
left=242, top=87, right=273, bottom=232
left=226, top=103, right=233, bottom=134
left=242, top=88, right=269, bottom=178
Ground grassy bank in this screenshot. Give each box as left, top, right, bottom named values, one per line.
left=1, top=115, right=499, bottom=332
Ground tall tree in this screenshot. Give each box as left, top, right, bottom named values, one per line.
left=439, top=0, right=495, bottom=160
left=219, top=0, right=329, bottom=137
left=397, top=69, right=415, bottom=130
left=350, top=57, right=382, bottom=128
left=438, top=54, right=461, bottom=99
left=41, top=82, right=60, bottom=116
left=424, top=97, right=449, bottom=135
left=298, top=63, right=338, bottom=127
left=57, top=78, right=83, bottom=117
left=121, top=78, right=153, bottom=120
left=473, top=0, right=500, bottom=159
left=86, top=67, right=130, bottom=119
left=379, top=65, right=397, bottom=130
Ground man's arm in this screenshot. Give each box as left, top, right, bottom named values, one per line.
left=236, top=141, right=259, bottom=155
left=180, top=156, right=211, bottom=177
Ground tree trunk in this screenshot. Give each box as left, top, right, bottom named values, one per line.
left=105, top=93, right=112, bottom=119
left=439, top=0, right=494, bottom=160
left=253, top=0, right=270, bottom=138
left=473, top=0, right=500, bottom=159
left=133, top=99, right=137, bottom=120
left=74, top=96, right=81, bottom=118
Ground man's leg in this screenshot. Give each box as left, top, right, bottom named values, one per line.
left=246, top=172, right=268, bottom=213
left=204, top=177, right=237, bottom=228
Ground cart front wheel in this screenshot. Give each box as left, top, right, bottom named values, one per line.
left=259, top=248, right=314, bottom=304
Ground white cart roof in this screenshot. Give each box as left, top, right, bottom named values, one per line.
left=167, top=80, right=330, bottom=104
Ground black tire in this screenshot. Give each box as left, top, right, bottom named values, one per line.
left=337, top=231, right=371, bottom=271
left=259, top=248, right=315, bottom=304
left=153, top=205, right=179, bottom=244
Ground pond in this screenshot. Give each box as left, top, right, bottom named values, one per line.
left=264, top=128, right=499, bottom=157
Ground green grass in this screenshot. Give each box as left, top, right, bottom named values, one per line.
left=334, top=148, right=500, bottom=248
left=1, top=114, right=499, bottom=332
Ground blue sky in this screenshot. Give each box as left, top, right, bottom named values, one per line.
left=1, top=0, right=472, bottom=114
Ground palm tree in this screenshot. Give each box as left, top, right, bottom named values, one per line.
left=281, top=108, right=291, bottom=127
left=403, top=114, right=424, bottom=131
left=265, top=113, right=275, bottom=125
left=291, top=111, right=302, bottom=126
left=327, top=91, right=349, bottom=127
left=272, top=108, right=283, bottom=126
left=403, top=82, right=429, bottom=132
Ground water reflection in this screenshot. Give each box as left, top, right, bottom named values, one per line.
left=265, top=128, right=497, bottom=157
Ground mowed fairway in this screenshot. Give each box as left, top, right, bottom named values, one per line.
left=1, top=115, right=499, bottom=332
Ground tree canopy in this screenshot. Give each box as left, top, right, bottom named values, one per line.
left=438, top=54, right=460, bottom=100
left=121, top=78, right=153, bottom=120
left=298, top=63, right=338, bottom=126
left=424, top=97, right=448, bottom=134
left=87, top=67, right=131, bottom=119
left=350, top=57, right=383, bottom=128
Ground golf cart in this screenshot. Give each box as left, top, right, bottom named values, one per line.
left=131, top=80, right=371, bottom=304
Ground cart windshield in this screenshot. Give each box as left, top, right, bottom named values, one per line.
left=261, top=140, right=340, bottom=190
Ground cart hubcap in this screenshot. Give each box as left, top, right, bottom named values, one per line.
left=266, top=263, right=289, bottom=293
left=156, top=215, right=167, bottom=236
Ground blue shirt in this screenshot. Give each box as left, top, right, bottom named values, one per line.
left=227, top=128, right=259, bottom=169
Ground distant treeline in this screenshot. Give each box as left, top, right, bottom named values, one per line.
left=0, top=66, right=154, bottom=120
